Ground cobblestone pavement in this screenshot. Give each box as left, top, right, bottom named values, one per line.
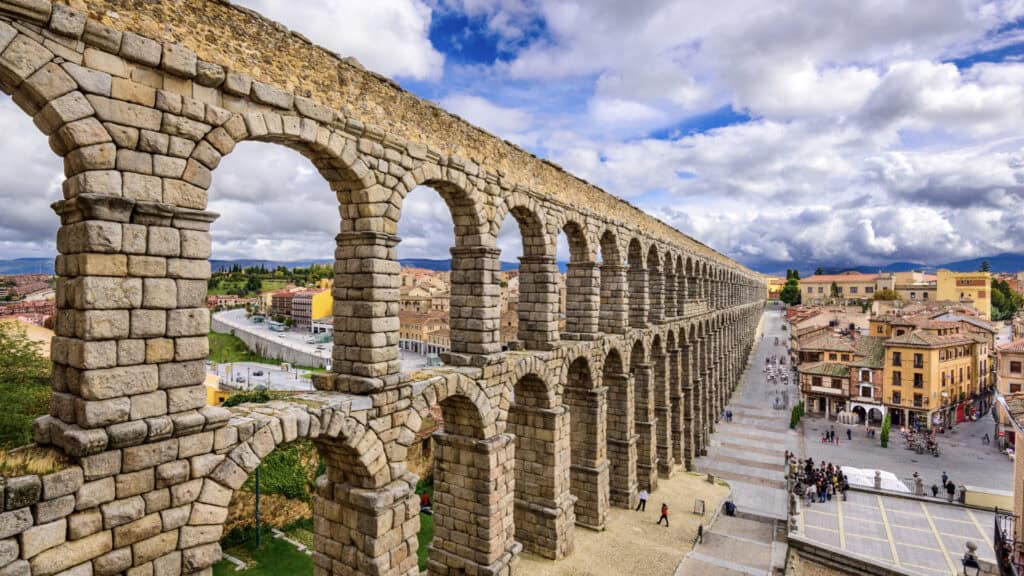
left=678, top=308, right=794, bottom=576
left=801, top=412, right=1014, bottom=492
left=798, top=489, right=996, bottom=576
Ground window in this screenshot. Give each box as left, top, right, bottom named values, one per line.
left=959, top=367, right=964, bottom=383
left=841, top=354, right=850, bottom=361
left=812, top=376, right=823, bottom=387
left=829, top=353, right=838, bottom=361
left=1012, top=383, right=1022, bottom=393
left=896, top=329, right=906, bottom=336
left=923, top=292, right=929, bottom=300
left=913, top=353, right=923, bottom=368
left=913, top=394, right=923, bottom=408
left=913, top=373, right=923, bottom=388
left=831, top=378, right=843, bottom=389
left=818, top=287, right=824, bottom=293
left=807, top=287, right=813, bottom=294
left=860, top=385, right=873, bottom=397
left=892, top=371, right=902, bottom=386
left=892, top=351, right=902, bottom=366
left=892, top=391, right=901, bottom=404
left=877, top=325, right=884, bottom=334
left=1011, top=361, right=1022, bottom=374
left=939, top=350, right=945, bottom=361
left=866, top=287, right=874, bottom=293
left=850, top=287, right=858, bottom=294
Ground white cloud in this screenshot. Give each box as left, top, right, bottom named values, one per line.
left=235, top=0, right=444, bottom=80
left=439, top=94, right=534, bottom=138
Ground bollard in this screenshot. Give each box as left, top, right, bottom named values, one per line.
left=874, top=470, right=881, bottom=490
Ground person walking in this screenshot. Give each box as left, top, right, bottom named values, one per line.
left=657, top=503, right=670, bottom=526
left=945, top=480, right=956, bottom=503
left=942, top=471, right=948, bottom=486
left=636, top=489, right=649, bottom=512
left=841, top=476, right=849, bottom=501
left=931, top=484, right=939, bottom=498
left=846, top=428, right=852, bottom=441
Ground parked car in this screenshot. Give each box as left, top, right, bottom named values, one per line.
left=252, top=370, right=264, bottom=377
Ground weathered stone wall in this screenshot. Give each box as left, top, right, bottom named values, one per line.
left=0, top=1, right=767, bottom=574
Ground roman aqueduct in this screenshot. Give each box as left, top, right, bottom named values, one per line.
left=0, top=1, right=766, bottom=574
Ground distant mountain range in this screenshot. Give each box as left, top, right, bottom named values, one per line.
left=763, top=252, right=1024, bottom=278
left=2, top=253, right=1019, bottom=277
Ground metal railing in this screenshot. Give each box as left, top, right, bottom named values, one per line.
left=995, top=508, right=1023, bottom=576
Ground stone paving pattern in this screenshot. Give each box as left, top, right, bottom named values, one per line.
left=799, top=490, right=996, bottom=576
left=0, top=1, right=766, bottom=575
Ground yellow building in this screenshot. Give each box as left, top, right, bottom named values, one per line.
left=765, top=276, right=787, bottom=300
left=882, top=321, right=982, bottom=430
left=205, top=373, right=231, bottom=405
left=996, top=340, right=1024, bottom=448
left=936, top=269, right=991, bottom=320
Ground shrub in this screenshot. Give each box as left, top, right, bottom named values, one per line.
left=880, top=413, right=891, bottom=448
left=789, top=401, right=804, bottom=429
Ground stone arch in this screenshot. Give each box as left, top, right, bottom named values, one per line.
left=646, top=243, right=664, bottom=323
left=201, top=398, right=415, bottom=575
left=411, top=372, right=496, bottom=439
left=627, top=238, right=647, bottom=328
left=598, top=228, right=628, bottom=334
left=393, top=160, right=490, bottom=240
left=561, top=218, right=600, bottom=337
left=499, top=192, right=559, bottom=350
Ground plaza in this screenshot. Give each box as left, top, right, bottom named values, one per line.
left=801, top=414, right=1014, bottom=492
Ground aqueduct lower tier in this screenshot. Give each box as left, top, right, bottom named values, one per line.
left=0, top=1, right=767, bottom=574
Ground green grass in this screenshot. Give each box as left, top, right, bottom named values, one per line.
left=417, top=483, right=434, bottom=571
left=213, top=536, right=312, bottom=576
left=207, top=331, right=326, bottom=373
left=208, top=279, right=290, bottom=297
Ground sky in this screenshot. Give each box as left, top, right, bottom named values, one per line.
left=4, top=0, right=1024, bottom=273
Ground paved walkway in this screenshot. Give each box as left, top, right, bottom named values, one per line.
left=679, top=307, right=794, bottom=575
left=798, top=489, right=997, bottom=576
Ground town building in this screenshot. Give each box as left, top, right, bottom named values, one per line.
left=936, top=269, right=992, bottom=320
left=398, top=311, right=451, bottom=355
left=882, top=321, right=982, bottom=429
left=765, top=275, right=787, bottom=300
left=800, top=272, right=878, bottom=304
left=796, top=331, right=885, bottom=422
left=876, top=271, right=937, bottom=303
left=270, top=290, right=296, bottom=319
left=996, top=340, right=1024, bottom=448
left=291, top=289, right=332, bottom=331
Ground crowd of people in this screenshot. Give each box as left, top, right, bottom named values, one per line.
left=789, top=454, right=849, bottom=506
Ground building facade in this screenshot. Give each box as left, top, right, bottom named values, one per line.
left=936, top=269, right=992, bottom=320
left=801, top=272, right=878, bottom=304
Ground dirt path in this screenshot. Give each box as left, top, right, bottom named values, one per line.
left=515, top=471, right=729, bottom=576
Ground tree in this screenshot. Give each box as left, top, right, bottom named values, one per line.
left=873, top=288, right=901, bottom=301
left=979, top=260, right=991, bottom=273
left=830, top=281, right=840, bottom=299
left=245, top=276, right=262, bottom=293
left=880, top=413, right=891, bottom=448
left=815, top=266, right=825, bottom=275
left=0, top=322, right=51, bottom=448
left=780, top=278, right=801, bottom=305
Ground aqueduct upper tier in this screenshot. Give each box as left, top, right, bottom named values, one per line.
left=0, top=1, right=766, bottom=574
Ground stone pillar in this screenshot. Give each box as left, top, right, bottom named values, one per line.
left=565, top=386, right=610, bottom=530
left=682, top=345, right=696, bottom=469
left=510, top=404, right=575, bottom=559
left=648, top=265, right=664, bottom=324
left=605, top=372, right=638, bottom=509
left=564, top=261, right=600, bottom=339
left=628, top=263, right=648, bottom=328
left=653, top=353, right=675, bottom=478
left=632, top=363, right=658, bottom=492
left=664, top=267, right=678, bottom=318
left=314, top=474, right=420, bottom=576
left=599, top=264, right=629, bottom=334
left=668, top=347, right=686, bottom=471
left=697, top=338, right=709, bottom=454
left=43, top=195, right=217, bottom=458
left=445, top=246, right=501, bottom=363
left=333, top=231, right=401, bottom=392
left=430, top=432, right=520, bottom=575
left=518, top=255, right=560, bottom=350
